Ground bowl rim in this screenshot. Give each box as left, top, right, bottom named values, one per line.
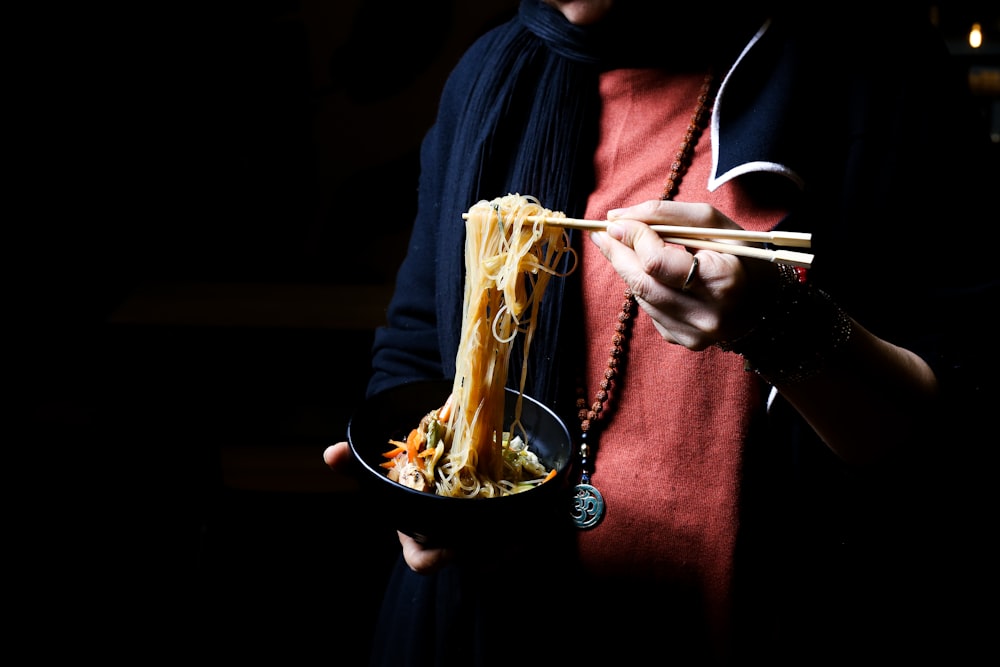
left=347, top=378, right=573, bottom=502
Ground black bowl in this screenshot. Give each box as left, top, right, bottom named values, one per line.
left=347, top=379, right=574, bottom=545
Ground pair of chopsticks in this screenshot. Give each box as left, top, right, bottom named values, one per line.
left=462, top=214, right=813, bottom=268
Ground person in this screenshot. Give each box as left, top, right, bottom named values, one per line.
left=324, top=1, right=999, bottom=664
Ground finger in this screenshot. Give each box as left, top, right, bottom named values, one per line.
left=637, top=250, right=752, bottom=350
left=399, top=530, right=455, bottom=574
left=608, top=199, right=735, bottom=230
left=323, top=441, right=352, bottom=470
left=633, top=291, right=705, bottom=347
left=602, top=220, right=700, bottom=293
left=607, top=199, right=665, bottom=221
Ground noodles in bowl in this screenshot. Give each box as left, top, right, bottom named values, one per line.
left=347, top=194, right=577, bottom=542
left=347, top=379, right=573, bottom=544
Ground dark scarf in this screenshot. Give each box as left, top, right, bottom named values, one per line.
left=437, top=1, right=762, bottom=223
left=434, top=1, right=602, bottom=412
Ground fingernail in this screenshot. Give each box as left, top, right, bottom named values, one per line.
left=605, top=221, right=624, bottom=240
left=606, top=208, right=623, bottom=219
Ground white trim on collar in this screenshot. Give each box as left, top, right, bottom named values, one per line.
left=707, top=18, right=805, bottom=192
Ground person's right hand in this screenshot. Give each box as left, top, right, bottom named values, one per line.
left=323, top=442, right=456, bottom=574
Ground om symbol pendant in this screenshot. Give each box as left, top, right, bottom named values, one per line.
left=571, top=483, right=605, bottom=529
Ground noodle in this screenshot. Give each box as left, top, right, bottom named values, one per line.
left=383, top=194, right=576, bottom=498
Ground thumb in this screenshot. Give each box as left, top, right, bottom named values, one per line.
left=323, top=441, right=353, bottom=471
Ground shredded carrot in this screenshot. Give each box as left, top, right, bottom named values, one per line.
left=418, top=448, right=436, bottom=458
left=437, top=392, right=455, bottom=422
left=542, top=468, right=558, bottom=484
left=380, top=460, right=396, bottom=469
left=405, top=428, right=421, bottom=463
left=382, top=445, right=406, bottom=458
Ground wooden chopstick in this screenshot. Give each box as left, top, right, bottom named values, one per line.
left=526, top=216, right=811, bottom=247
left=461, top=214, right=814, bottom=268
left=659, top=237, right=813, bottom=268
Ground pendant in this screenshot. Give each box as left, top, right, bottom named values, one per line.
left=571, top=432, right=604, bottom=529
left=571, top=482, right=605, bottom=529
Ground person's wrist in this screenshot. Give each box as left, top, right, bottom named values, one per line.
left=716, top=265, right=853, bottom=384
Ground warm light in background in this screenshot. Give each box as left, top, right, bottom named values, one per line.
left=969, top=22, right=982, bottom=48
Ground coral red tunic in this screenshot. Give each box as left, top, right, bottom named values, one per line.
left=576, top=68, right=786, bottom=644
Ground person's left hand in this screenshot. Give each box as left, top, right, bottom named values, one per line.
left=322, top=441, right=353, bottom=471
left=592, top=199, right=780, bottom=348
left=323, top=442, right=456, bottom=574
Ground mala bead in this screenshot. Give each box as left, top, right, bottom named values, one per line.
left=581, top=283, right=640, bottom=431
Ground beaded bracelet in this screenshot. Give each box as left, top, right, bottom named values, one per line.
left=717, top=264, right=853, bottom=384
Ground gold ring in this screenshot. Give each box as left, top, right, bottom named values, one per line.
left=682, top=255, right=699, bottom=292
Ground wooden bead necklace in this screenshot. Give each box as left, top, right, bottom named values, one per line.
left=571, top=72, right=716, bottom=530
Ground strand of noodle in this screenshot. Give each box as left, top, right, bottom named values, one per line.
left=435, top=194, right=572, bottom=497
left=492, top=305, right=520, bottom=343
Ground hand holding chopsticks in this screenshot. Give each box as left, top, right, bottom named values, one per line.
left=461, top=214, right=814, bottom=268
